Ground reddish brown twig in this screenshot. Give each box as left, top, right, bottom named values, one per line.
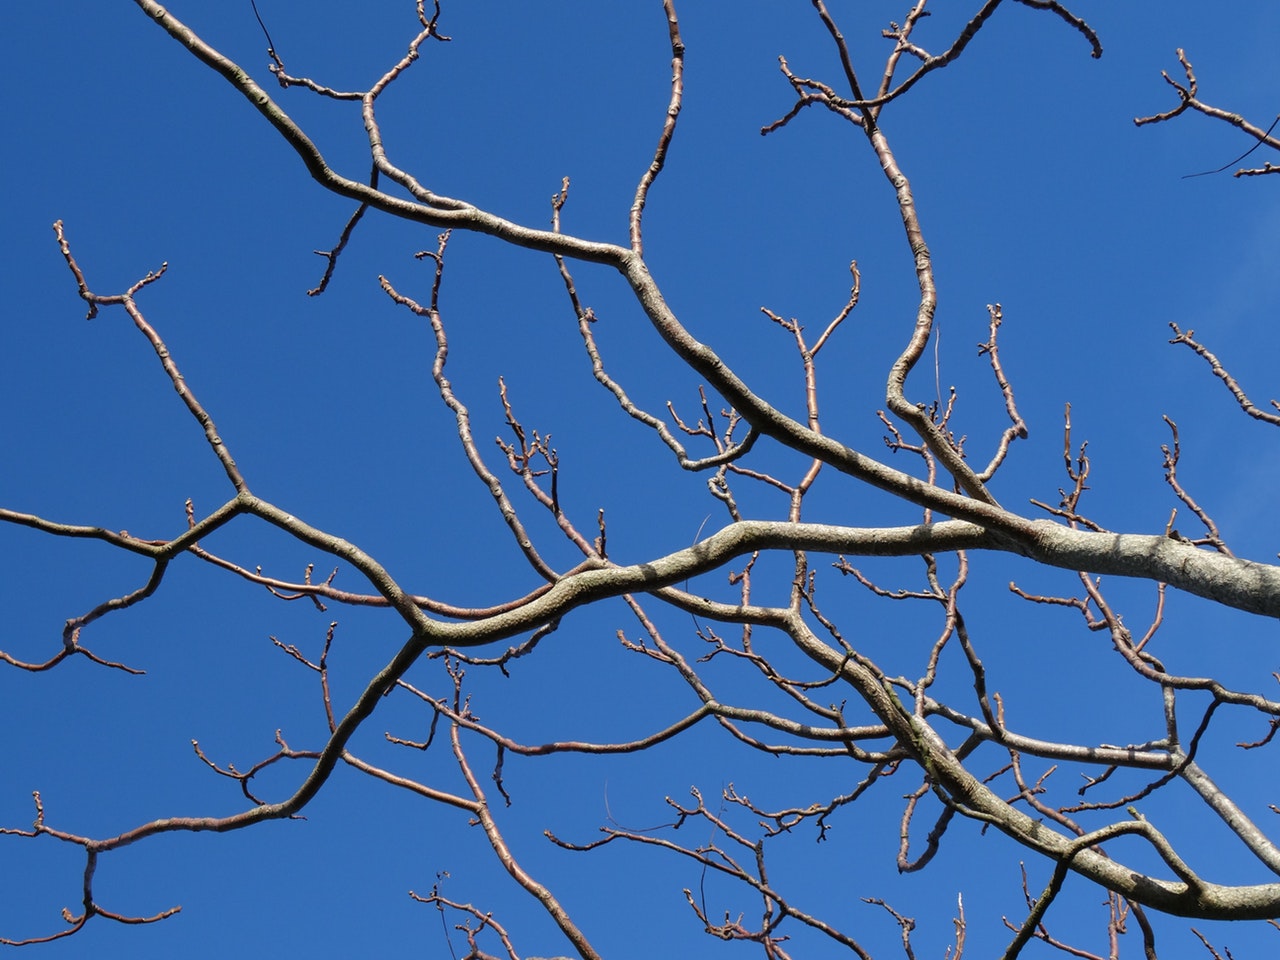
left=0, top=794, right=182, bottom=946
left=976, top=304, right=1029, bottom=480
left=1168, top=323, right=1280, bottom=426
left=1136, top=51, right=1280, bottom=178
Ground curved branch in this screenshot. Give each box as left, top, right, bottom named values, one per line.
left=132, top=0, right=627, bottom=265
left=629, top=0, right=684, bottom=254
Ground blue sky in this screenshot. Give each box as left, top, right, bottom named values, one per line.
left=2, top=2, right=1279, bottom=957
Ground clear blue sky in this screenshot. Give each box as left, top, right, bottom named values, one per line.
left=2, top=2, right=1278, bottom=957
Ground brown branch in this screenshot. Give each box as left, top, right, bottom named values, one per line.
left=0, top=794, right=182, bottom=946
left=409, top=885, right=521, bottom=960
left=630, top=0, right=684, bottom=255
left=550, top=786, right=877, bottom=958
left=1136, top=50, right=1280, bottom=178
left=976, top=304, right=1029, bottom=481
left=53, top=221, right=248, bottom=493
left=380, top=239, right=562, bottom=582
left=1160, top=417, right=1232, bottom=554
left=1169, top=323, right=1280, bottom=426
left=448, top=718, right=602, bottom=960
left=307, top=165, right=378, bottom=296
